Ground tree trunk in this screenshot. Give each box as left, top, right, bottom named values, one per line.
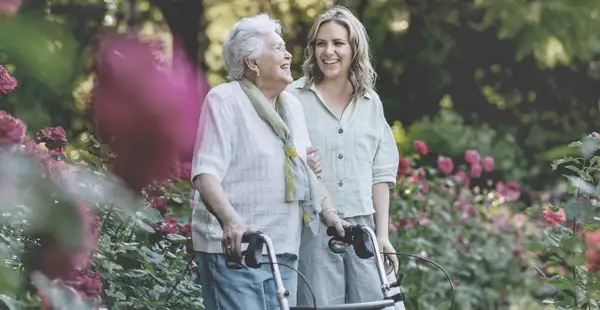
left=150, top=0, right=207, bottom=72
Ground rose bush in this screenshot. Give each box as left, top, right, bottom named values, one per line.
left=520, top=136, right=600, bottom=309
left=0, top=64, right=204, bottom=310
left=390, top=141, right=551, bottom=309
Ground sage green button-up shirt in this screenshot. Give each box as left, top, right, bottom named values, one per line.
left=287, top=77, right=399, bottom=218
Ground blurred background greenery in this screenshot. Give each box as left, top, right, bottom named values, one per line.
left=3, top=0, right=600, bottom=190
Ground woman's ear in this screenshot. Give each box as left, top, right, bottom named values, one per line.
left=245, top=58, right=260, bottom=76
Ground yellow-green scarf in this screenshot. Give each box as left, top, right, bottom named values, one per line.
left=239, top=79, right=321, bottom=235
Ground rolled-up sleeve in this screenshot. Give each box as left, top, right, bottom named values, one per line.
left=191, top=91, right=234, bottom=183
left=372, top=105, right=399, bottom=188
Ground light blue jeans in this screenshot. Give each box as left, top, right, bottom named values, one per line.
left=196, top=252, right=298, bottom=310
left=297, top=215, right=384, bottom=306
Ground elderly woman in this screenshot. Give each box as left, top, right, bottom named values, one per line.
left=287, top=6, right=400, bottom=307
left=191, top=13, right=346, bottom=310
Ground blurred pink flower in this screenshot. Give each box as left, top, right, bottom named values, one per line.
left=464, top=149, right=481, bottom=165
left=437, top=156, right=454, bottom=175
left=482, top=156, right=494, bottom=172
left=456, top=203, right=477, bottom=219
left=0, top=65, right=17, bottom=94
left=419, top=180, right=429, bottom=193
left=585, top=230, right=600, bottom=272
left=454, top=170, right=470, bottom=187
left=469, top=163, right=482, bottom=178
left=399, top=219, right=413, bottom=229
left=496, top=181, right=520, bottom=202
left=90, top=34, right=207, bottom=192
left=417, top=213, right=430, bottom=226
left=0, top=110, right=26, bottom=145
left=397, top=157, right=410, bottom=176
left=0, top=0, right=20, bottom=16
left=414, top=140, right=428, bottom=156
left=389, top=222, right=399, bottom=233
left=493, top=214, right=508, bottom=231
left=511, top=213, right=526, bottom=229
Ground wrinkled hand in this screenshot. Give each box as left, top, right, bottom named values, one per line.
left=321, top=210, right=350, bottom=237
left=379, top=238, right=399, bottom=274
left=307, top=147, right=323, bottom=179
left=221, top=215, right=251, bottom=260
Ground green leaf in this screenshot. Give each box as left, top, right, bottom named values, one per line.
left=560, top=235, right=580, bottom=251
left=125, top=269, right=148, bottom=278
left=565, top=199, right=586, bottom=219
left=582, top=137, right=598, bottom=159
left=548, top=276, right=573, bottom=289
left=166, top=234, right=187, bottom=242
left=565, top=165, right=583, bottom=175
left=0, top=294, right=19, bottom=310
left=565, top=175, right=597, bottom=196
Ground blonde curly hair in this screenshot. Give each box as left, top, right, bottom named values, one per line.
left=301, top=5, right=377, bottom=98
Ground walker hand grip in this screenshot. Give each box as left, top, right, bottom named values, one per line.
left=326, top=225, right=354, bottom=238
left=225, top=231, right=264, bottom=270
left=326, top=225, right=375, bottom=259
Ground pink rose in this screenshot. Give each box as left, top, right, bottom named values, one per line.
left=542, top=207, right=566, bottom=227
left=469, top=163, right=482, bottom=178
left=0, top=110, right=26, bottom=144
left=414, top=140, right=428, bottom=156
left=464, top=149, right=481, bottom=165
left=482, top=156, right=494, bottom=172
left=36, top=126, right=68, bottom=151
left=0, top=65, right=17, bottom=94
left=437, top=156, right=454, bottom=175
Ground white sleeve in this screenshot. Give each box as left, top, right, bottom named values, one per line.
left=191, top=90, right=235, bottom=183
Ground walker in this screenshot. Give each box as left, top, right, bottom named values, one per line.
left=225, top=225, right=408, bottom=310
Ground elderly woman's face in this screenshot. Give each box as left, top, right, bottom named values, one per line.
left=254, top=32, right=293, bottom=85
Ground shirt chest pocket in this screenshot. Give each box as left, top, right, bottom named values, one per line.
left=354, top=124, right=379, bottom=163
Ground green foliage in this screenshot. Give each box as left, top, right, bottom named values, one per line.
left=523, top=136, right=600, bottom=309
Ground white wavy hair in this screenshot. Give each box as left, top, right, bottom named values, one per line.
left=222, top=13, right=283, bottom=80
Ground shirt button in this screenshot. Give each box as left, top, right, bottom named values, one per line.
left=338, top=181, right=343, bottom=187
left=338, top=128, right=343, bottom=134
left=338, top=154, right=343, bottom=159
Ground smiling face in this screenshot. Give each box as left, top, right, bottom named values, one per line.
left=252, top=31, right=293, bottom=86
left=314, top=21, right=353, bottom=81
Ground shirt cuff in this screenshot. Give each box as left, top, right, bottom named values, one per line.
left=372, top=175, right=397, bottom=189
left=191, top=165, right=225, bottom=184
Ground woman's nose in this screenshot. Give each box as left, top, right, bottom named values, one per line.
left=325, top=44, right=335, bottom=55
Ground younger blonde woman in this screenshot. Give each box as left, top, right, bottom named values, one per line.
left=287, top=5, right=400, bottom=307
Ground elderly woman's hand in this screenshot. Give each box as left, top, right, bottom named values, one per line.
left=221, top=214, right=251, bottom=259
left=321, top=209, right=350, bottom=237
left=307, top=147, right=323, bottom=179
